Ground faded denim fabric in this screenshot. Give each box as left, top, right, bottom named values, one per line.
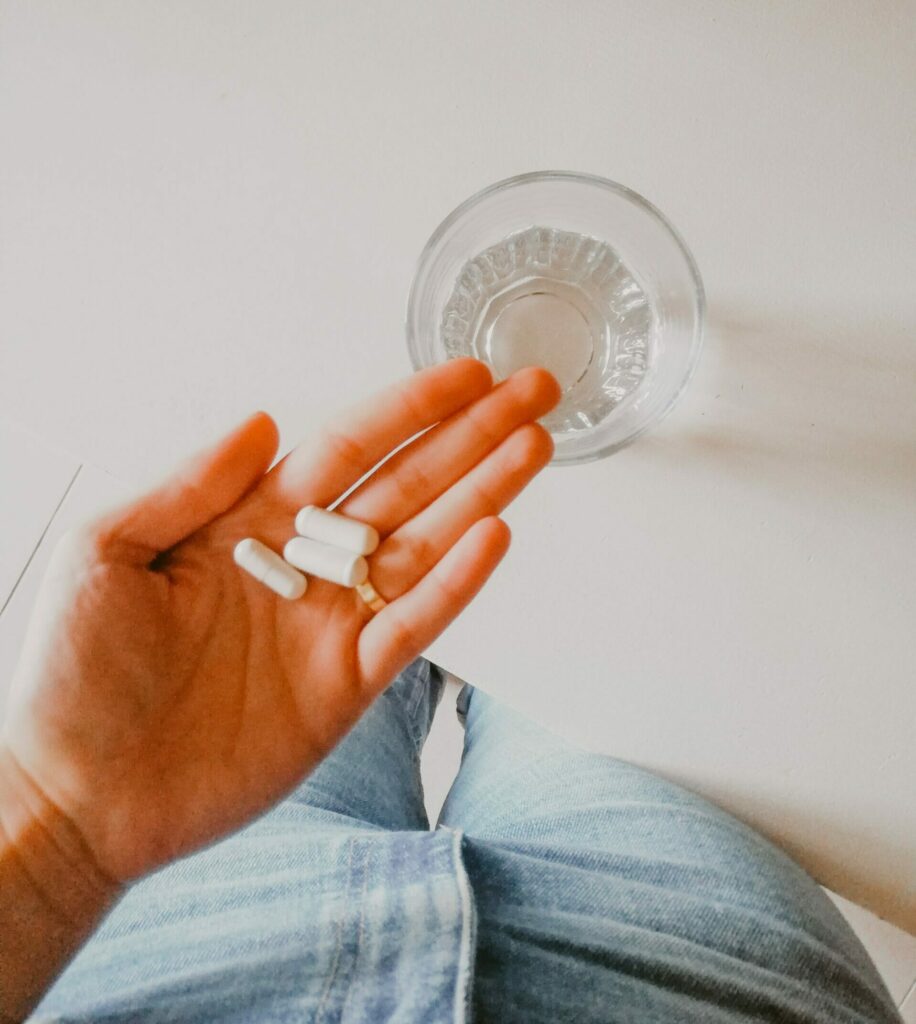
left=33, top=660, right=900, bottom=1023
left=445, top=686, right=901, bottom=1023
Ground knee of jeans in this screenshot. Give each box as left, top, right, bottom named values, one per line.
left=455, top=682, right=475, bottom=723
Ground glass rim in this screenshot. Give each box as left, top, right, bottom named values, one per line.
left=406, top=170, right=706, bottom=464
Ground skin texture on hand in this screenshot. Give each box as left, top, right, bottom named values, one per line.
left=0, top=359, right=560, bottom=888
left=0, top=748, right=121, bottom=1024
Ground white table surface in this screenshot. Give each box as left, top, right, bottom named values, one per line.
left=1, top=1, right=913, bottom=931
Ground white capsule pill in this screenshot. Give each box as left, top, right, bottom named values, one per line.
left=283, top=536, right=368, bottom=588
left=233, top=538, right=307, bottom=600
left=294, top=505, right=379, bottom=556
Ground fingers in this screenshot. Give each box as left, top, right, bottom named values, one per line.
left=95, top=412, right=279, bottom=557
left=371, top=423, right=552, bottom=592
left=357, top=517, right=511, bottom=693
left=339, top=366, right=561, bottom=535
left=266, top=358, right=492, bottom=509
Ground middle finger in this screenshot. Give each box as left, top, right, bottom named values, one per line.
left=338, top=366, right=560, bottom=536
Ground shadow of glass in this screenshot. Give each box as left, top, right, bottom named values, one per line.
left=638, top=304, right=916, bottom=502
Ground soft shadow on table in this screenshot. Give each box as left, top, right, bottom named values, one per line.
left=638, top=304, right=916, bottom=502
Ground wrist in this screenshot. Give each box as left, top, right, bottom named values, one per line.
left=0, top=745, right=121, bottom=1021
left=0, top=743, right=121, bottom=930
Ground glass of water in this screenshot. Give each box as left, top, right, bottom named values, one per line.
left=406, top=171, right=705, bottom=464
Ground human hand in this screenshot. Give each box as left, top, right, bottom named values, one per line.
left=0, top=359, right=559, bottom=887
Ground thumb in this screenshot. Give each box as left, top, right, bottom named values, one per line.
left=96, top=412, right=280, bottom=556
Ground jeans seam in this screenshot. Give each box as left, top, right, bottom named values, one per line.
left=314, top=836, right=354, bottom=1022
left=405, top=660, right=433, bottom=754
left=339, top=841, right=371, bottom=1019
left=445, top=827, right=476, bottom=1024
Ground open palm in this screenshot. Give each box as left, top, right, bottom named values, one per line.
left=0, top=360, right=559, bottom=884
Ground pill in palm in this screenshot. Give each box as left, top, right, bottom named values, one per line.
left=233, top=538, right=307, bottom=600
left=294, top=505, right=379, bottom=555
left=283, top=536, right=369, bottom=588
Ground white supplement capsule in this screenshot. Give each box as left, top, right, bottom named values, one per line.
left=294, top=505, right=379, bottom=556
left=283, top=536, right=369, bottom=588
left=233, top=538, right=307, bottom=600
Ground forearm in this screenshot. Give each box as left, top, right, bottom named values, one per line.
left=0, top=748, right=120, bottom=1023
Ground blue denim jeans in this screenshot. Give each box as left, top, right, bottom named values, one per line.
left=34, top=660, right=900, bottom=1023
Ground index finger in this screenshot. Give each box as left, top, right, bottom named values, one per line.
left=265, top=358, right=493, bottom=509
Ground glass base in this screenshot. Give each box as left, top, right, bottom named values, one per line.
left=441, top=226, right=652, bottom=433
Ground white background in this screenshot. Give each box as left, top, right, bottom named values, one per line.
left=1, top=1, right=913, bottom=933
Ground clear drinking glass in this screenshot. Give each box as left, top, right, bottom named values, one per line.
left=406, top=171, right=705, bottom=464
